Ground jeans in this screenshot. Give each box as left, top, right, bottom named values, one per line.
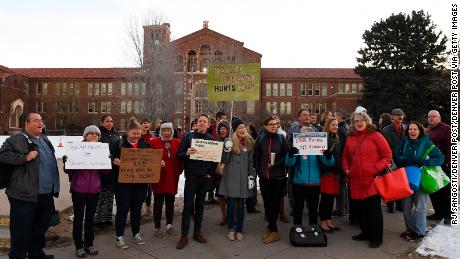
left=227, top=198, right=245, bottom=232
left=181, top=178, right=209, bottom=235
left=356, top=195, right=383, bottom=243
left=319, top=193, right=335, bottom=221
left=72, top=192, right=99, bottom=249
left=292, top=184, right=320, bottom=225
left=153, top=193, right=175, bottom=229
left=8, top=194, right=54, bottom=259
left=260, top=178, right=286, bottom=232
left=402, top=189, right=427, bottom=235
left=114, top=184, right=148, bottom=237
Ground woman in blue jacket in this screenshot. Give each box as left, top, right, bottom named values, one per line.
left=394, top=121, right=444, bottom=242
left=285, top=126, right=334, bottom=227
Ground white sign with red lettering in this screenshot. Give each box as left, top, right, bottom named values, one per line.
left=293, top=132, right=328, bottom=155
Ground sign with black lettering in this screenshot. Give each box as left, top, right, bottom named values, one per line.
left=118, top=148, right=162, bottom=183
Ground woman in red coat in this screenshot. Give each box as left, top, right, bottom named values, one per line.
left=150, top=122, right=183, bottom=238
left=342, top=110, right=392, bottom=249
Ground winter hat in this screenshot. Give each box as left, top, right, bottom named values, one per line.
left=217, top=120, right=230, bottom=134
left=231, top=117, right=245, bottom=132
left=354, top=106, right=367, bottom=114
left=83, top=125, right=101, bottom=138
left=159, top=122, right=174, bottom=139
left=391, top=108, right=404, bottom=115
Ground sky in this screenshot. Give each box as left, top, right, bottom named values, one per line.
left=0, top=0, right=453, bottom=69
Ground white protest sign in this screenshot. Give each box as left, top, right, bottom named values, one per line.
left=190, top=139, right=223, bottom=162
left=65, top=142, right=112, bottom=169
left=293, top=132, right=328, bottom=155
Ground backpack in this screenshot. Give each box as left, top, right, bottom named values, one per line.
left=0, top=133, right=35, bottom=189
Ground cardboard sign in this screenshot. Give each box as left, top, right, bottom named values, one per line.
left=293, top=132, right=328, bottom=155
left=65, top=142, right=111, bottom=169
left=118, top=148, right=163, bottom=183
left=207, top=63, right=260, bottom=101
left=190, top=139, right=223, bottom=162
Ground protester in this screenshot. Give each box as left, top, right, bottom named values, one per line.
left=246, top=125, right=260, bottom=213
left=394, top=121, right=444, bottom=241
left=427, top=110, right=452, bottom=224
left=378, top=113, right=392, bottom=131
left=254, top=115, right=289, bottom=244
left=320, top=110, right=333, bottom=127
left=95, top=114, right=120, bottom=228
left=342, top=109, right=392, bottom=248
left=64, top=125, right=110, bottom=257
left=176, top=114, right=217, bottom=249
left=213, top=120, right=230, bottom=226
left=272, top=115, right=289, bottom=223
left=285, top=126, right=334, bottom=227
left=272, top=115, right=287, bottom=137
left=140, top=117, right=154, bottom=216
left=150, top=122, right=183, bottom=238
left=111, top=119, right=149, bottom=249
left=381, top=108, right=407, bottom=213
left=310, top=113, right=323, bottom=132
left=0, top=113, right=59, bottom=259
left=318, top=118, right=343, bottom=232
left=218, top=117, right=255, bottom=241
left=190, top=119, right=198, bottom=132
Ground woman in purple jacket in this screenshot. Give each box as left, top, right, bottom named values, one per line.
left=64, top=125, right=110, bottom=258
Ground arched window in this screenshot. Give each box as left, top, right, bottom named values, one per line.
left=200, top=58, right=210, bottom=72
left=214, top=50, right=223, bottom=63
left=187, top=50, right=197, bottom=72
left=199, top=44, right=211, bottom=55
left=175, top=55, right=184, bottom=72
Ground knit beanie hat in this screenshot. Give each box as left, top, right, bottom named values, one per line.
left=83, top=125, right=101, bottom=138
left=231, top=117, right=245, bottom=132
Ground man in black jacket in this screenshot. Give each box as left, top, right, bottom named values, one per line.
left=176, top=114, right=217, bottom=249
left=0, top=113, right=59, bottom=259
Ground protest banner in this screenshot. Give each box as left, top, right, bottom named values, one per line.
left=65, top=142, right=111, bottom=169
left=293, top=132, right=328, bottom=155
left=118, top=148, right=163, bottom=183
left=190, top=139, right=223, bottom=162
left=207, top=63, right=260, bottom=101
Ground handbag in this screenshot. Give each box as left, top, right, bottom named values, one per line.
left=405, top=166, right=422, bottom=191
left=373, top=166, right=413, bottom=203
left=289, top=225, right=327, bottom=247
left=420, top=166, right=450, bottom=194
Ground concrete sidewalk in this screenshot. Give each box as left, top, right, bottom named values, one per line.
left=3, top=201, right=421, bottom=259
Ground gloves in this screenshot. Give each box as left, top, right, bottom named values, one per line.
left=289, top=147, right=299, bottom=156
left=62, top=155, right=68, bottom=164
left=323, top=149, right=332, bottom=159
left=248, top=175, right=255, bottom=190
left=224, top=139, right=233, bottom=152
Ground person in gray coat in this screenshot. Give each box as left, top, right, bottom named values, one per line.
left=218, top=117, right=255, bottom=241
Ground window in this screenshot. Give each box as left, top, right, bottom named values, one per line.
left=286, top=102, right=292, bottom=114
left=70, top=101, right=78, bottom=113
left=101, top=101, right=111, bottom=113
left=36, top=82, right=47, bottom=95
left=134, top=101, right=140, bottom=114
left=265, top=83, right=271, bottom=97
left=69, top=83, right=76, bottom=95
left=127, top=83, right=133, bottom=95
left=94, top=83, right=100, bottom=95
left=101, top=83, right=107, bottom=95
left=61, top=83, right=67, bottom=95
left=176, top=98, right=183, bottom=113
left=75, top=83, right=80, bottom=95
left=279, top=83, right=285, bottom=96
left=280, top=102, right=286, bottom=114
left=195, top=100, right=202, bottom=114
left=272, top=102, right=278, bottom=114
left=120, top=118, right=127, bottom=132
left=351, top=83, right=358, bottom=93
left=108, top=83, right=113, bottom=95
left=308, top=83, right=313, bottom=96
left=287, top=83, right=293, bottom=96
left=358, top=83, right=364, bottom=92
left=314, top=83, right=320, bottom=96
left=272, top=83, right=278, bottom=96
left=88, top=101, right=97, bottom=113
left=266, top=102, right=271, bottom=113
left=56, top=83, right=61, bottom=95
left=121, top=82, right=126, bottom=95
left=338, top=83, right=344, bottom=93
left=134, top=82, right=140, bottom=95
left=120, top=101, right=126, bottom=113
left=36, top=101, right=45, bottom=113
left=321, top=83, right=327, bottom=96
left=126, top=101, right=132, bottom=113
left=56, top=102, right=65, bottom=113
left=345, top=83, right=351, bottom=93
left=88, top=83, right=93, bottom=96
left=301, top=83, right=306, bottom=96
left=175, top=81, right=183, bottom=95
left=247, top=101, right=255, bottom=114
left=141, top=82, right=146, bottom=95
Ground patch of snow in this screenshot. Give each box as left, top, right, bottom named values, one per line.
left=416, top=222, right=460, bottom=259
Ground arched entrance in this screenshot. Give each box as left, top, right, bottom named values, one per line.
left=9, top=99, right=24, bottom=129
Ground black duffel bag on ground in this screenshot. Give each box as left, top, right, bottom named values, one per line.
left=289, top=225, right=327, bottom=247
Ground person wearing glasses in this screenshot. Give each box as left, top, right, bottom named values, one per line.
left=342, top=108, right=392, bottom=248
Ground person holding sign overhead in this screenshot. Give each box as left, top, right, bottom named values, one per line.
left=176, top=114, right=217, bottom=249
left=111, top=119, right=150, bottom=249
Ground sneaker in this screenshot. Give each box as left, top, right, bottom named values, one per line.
left=76, top=248, right=88, bottom=258
left=166, top=227, right=177, bottom=236
left=154, top=228, right=164, bottom=238
left=236, top=232, right=244, bottom=241
left=227, top=231, right=235, bottom=241
left=405, top=232, right=424, bottom=242
left=132, top=233, right=145, bottom=245
left=116, top=237, right=129, bottom=249
left=84, top=246, right=98, bottom=255
left=263, top=231, right=280, bottom=244
left=400, top=230, right=412, bottom=239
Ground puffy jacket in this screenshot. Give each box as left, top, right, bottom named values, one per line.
left=342, top=128, right=392, bottom=200
left=176, top=131, right=217, bottom=180
left=254, top=130, right=289, bottom=180
left=394, top=135, right=444, bottom=168
left=286, top=154, right=334, bottom=185
left=150, top=137, right=183, bottom=195
left=65, top=168, right=110, bottom=193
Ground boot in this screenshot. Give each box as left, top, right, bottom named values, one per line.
left=176, top=235, right=188, bottom=249
left=193, top=232, right=207, bottom=243
left=263, top=232, right=280, bottom=244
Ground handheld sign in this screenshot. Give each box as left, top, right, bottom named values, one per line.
left=118, top=148, right=163, bottom=183
left=190, top=139, right=223, bottom=162
left=293, top=132, right=328, bottom=155
left=65, top=142, right=111, bottom=169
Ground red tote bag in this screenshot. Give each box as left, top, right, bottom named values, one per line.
left=373, top=167, right=413, bottom=203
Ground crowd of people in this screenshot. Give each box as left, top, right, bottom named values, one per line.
left=0, top=106, right=453, bottom=258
